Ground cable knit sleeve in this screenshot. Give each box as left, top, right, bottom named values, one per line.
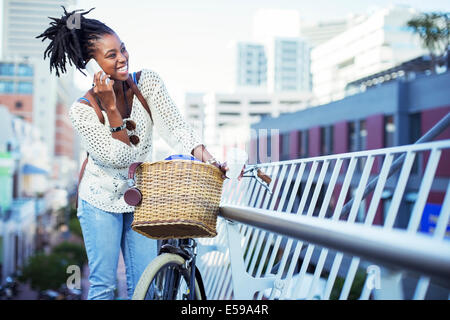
left=69, top=102, right=138, bottom=168
left=140, top=69, right=203, bottom=155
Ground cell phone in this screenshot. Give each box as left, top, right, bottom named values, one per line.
left=85, top=59, right=110, bottom=84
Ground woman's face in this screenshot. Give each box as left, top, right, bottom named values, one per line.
left=92, top=33, right=129, bottom=81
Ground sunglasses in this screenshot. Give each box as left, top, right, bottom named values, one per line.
left=125, top=120, right=140, bottom=145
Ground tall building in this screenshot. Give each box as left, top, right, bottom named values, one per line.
left=1, top=0, right=78, bottom=191
left=235, top=42, right=267, bottom=90
left=299, top=18, right=353, bottom=48
left=2, top=0, right=74, bottom=59
left=310, top=6, right=426, bottom=105
left=249, top=9, right=311, bottom=94
left=271, top=37, right=311, bottom=93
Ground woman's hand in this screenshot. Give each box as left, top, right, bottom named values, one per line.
left=191, top=145, right=230, bottom=179
left=212, top=161, right=229, bottom=180
left=93, top=71, right=116, bottom=110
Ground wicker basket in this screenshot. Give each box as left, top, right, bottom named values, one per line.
left=131, top=160, right=224, bottom=240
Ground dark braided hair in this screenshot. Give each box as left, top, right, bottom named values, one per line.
left=36, top=6, right=115, bottom=77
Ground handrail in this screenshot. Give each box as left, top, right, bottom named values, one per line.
left=198, top=138, right=450, bottom=300
left=219, top=204, right=450, bottom=286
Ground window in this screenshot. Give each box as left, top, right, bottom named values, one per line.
left=321, top=127, right=327, bottom=155
left=409, top=113, right=421, bottom=144
left=348, top=122, right=357, bottom=152
left=320, top=126, right=334, bottom=156
left=219, top=112, right=240, bottom=116
left=17, top=82, right=33, bottom=94
left=249, top=112, right=269, bottom=118
left=359, top=120, right=367, bottom=150
left=409, top=113, right=422, bottom=174
left=297, top=131, right=303, bottom=158
left=0, top=63, right=14, bottom=76
left=338, top=57, right=355, bottom=69
left=384, top=115, right=395, bottom=147
left=15, top=101, right=23, bottom=109
left=218, top=100, right=240, bottom=105
left=17, top=64, right=33, bottom=76
left=249, top=101, right=270, bottom=105
left=298, top=130, right=308, bottom=158
left=281, top=132, right=290, bottom=161
left=0, top=81, right=14, bottom=93
left=279, top=100, right=301, bottom=105
left=329, top=126, right=334, bottom=155
left=358, top=120, right=367, bottom=171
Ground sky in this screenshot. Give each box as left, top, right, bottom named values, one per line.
left=2, top=0, right=450, bottom=107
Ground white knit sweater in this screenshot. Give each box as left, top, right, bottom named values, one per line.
left=70, top=69, right=202, bottom=213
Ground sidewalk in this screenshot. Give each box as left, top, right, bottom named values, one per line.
left=14, top=282, right=39, bottom=300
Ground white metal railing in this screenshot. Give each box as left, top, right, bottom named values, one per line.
left=197, top=139, right=450, bottom=300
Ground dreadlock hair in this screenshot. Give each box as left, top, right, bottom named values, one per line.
left=36, top=6, right=115, bottom=77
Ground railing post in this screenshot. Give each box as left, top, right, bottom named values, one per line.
left=225, top=220, right=276, bottom=299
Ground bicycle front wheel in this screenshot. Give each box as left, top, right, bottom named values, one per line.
left=132, top=253, right=203, bottom=300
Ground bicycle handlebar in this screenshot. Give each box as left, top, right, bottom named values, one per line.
left=257, top=169, right=272, bottom=185
left=241, top=165, right=273, bottom=195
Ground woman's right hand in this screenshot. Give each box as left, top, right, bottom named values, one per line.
left=93, top=71, right=116, bottom=110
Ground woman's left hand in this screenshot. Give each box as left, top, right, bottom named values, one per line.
left=213, top=161, right=229, bottom=180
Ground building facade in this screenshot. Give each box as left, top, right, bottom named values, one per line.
left=271, top=37, right=311, bottom=93
left=310, top=6, right=426, bottom=106
left=1, top=0, right=75, bottom=59
left=0, top=106, right=50, bottom=284
left=185, top=90, right=312, bottom=160
left=2, top=1, right=79, bottom=193
left=0, top=60, right=34, bottom=122
left=236, top=42, right=267, bottom=90
left=300, top=18, right=352, bottom=49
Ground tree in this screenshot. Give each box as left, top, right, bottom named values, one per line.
left=19, top=252, right=71, bottom=291
left=407, top=12, right=450, bottom=72
left=19, top=242, right=87, bottom=291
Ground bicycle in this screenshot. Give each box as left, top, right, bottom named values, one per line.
left=131, top=164, right=272, bottom=300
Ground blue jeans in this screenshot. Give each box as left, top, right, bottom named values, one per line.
left=77, top=199, right=157, bottom=300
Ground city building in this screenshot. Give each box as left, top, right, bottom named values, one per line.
left=235, top=42, right=267, bottom=91
left=0, top=106, right=50, bottom=284
left=249, top=9, right=312, bottom=94
left=235, top=37, right=311, bottom=94
left=299, top=18, right=354, bottom=49
left=185, top=90, right=312, bottom=160
left=0, top=60, right=33, bottom=122
left=1, top=0, right=79, bottom=193
left=270, top=37, right=311, bottom=93
left=250, top=64, right=450, bottom=227
left=310, top=5, right=427, bottom=106
left=1, top=0, right=75, bottom=59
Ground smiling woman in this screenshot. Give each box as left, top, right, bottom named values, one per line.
left=35, top=6, right=228, bottom=300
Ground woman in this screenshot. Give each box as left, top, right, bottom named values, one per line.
left=37, top=7, right=227, bottom=300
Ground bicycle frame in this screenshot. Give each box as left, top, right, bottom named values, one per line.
left=158, top=238, right=198, bottom=300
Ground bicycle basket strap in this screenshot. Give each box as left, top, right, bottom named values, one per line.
left=126, top=75, right=153, bottom=123
left=128, top=162, right=143, bottom=180
left=124, top=162, right=144, bottom=206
